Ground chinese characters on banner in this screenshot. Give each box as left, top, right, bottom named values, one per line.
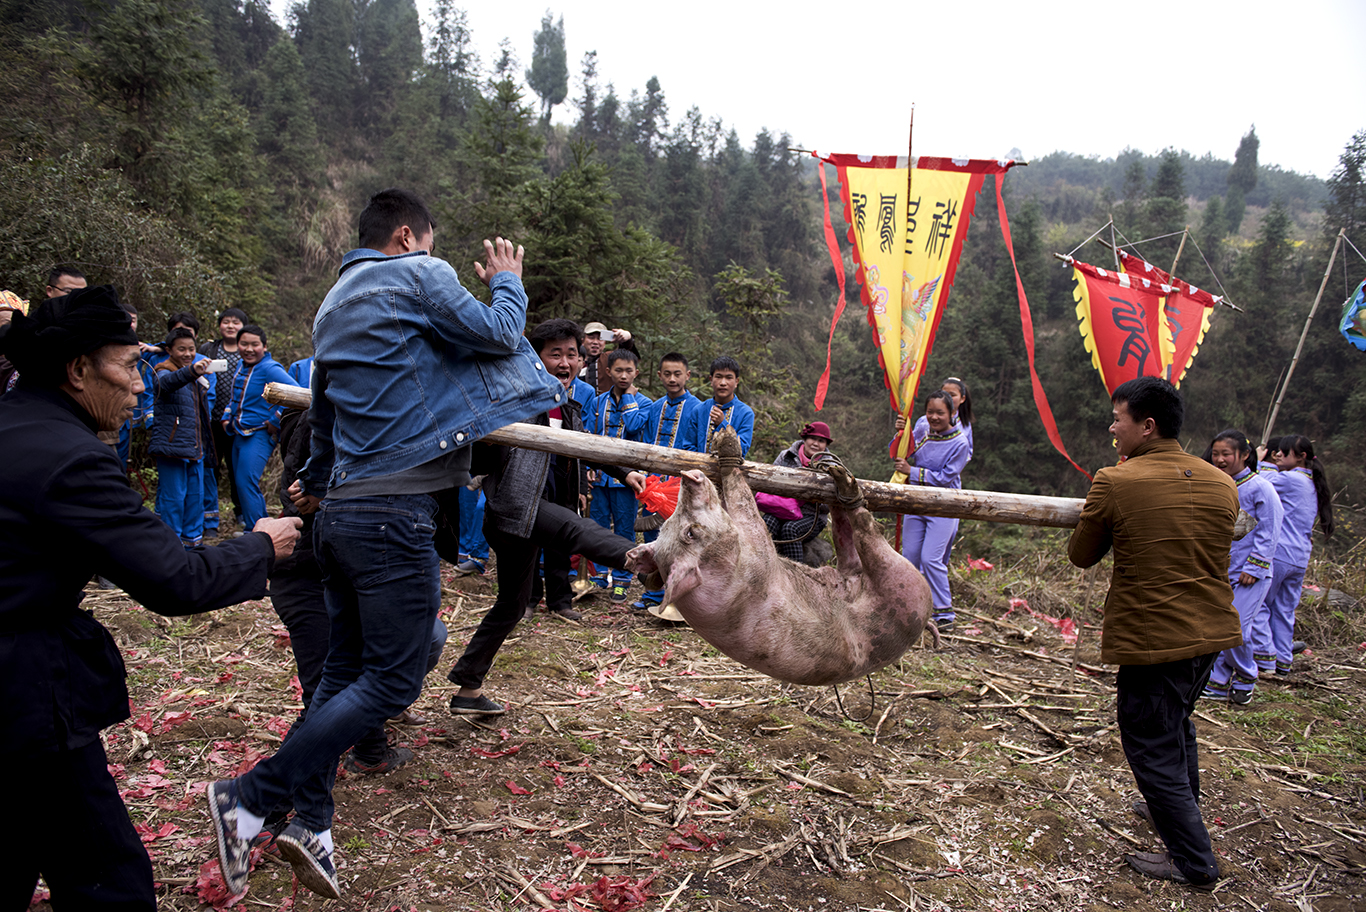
left=831, top=155, right=1012, bottom=420
left=1115, top=249, right=1219, bottom=385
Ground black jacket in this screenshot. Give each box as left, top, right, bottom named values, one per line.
left=0, top=387, right=275, bottom=752
left=476, top=398, right=632, bottom=539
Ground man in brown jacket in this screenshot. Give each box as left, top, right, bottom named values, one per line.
left=1069, top=377, right=1241, bottom=890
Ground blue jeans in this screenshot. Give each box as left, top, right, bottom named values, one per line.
left=237, top=494, right=441, bottom=831
left=590, top=485, right=637, bottom=584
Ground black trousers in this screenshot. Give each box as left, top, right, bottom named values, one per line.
left=447, top=500, right=632, bottom=690
left=1, top=739, right=156, bottom=910
left=1117, top=652, right=1220, bottom=884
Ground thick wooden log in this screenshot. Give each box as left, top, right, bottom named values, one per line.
left=263, top=382, right=1084, bottom=528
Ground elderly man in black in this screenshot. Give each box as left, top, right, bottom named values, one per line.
left=0, top=286, right=301, bottom=911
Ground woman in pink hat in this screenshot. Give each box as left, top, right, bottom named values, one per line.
left=761, top=421, right=835, bottom=563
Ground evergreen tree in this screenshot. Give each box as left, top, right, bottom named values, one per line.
left=1117, top=157, right=1145, bottom=239
left=574, top=50, right=597, bottom=141
left=76, top=0, right=216, bottom=184
left=256, top=37, right=321, bottom=191
left=1225, top=126, right=1258, bottom=235
left=1192, top=195, right=1225, bottom=289
left=1144, top=148, right=1187, bottom=268
left=1323, top=129, right=1366, bottom=242
left=627, top=76, right=667, bottom=157
left=525, top=11, right=567, bottom=123
left=355, top=0, right=422, bottom=135
left=446, top=75, right=542, bottom=248
left=425, top=0, right=478, bottom=122
left=291, top=0, right=358, bottom=136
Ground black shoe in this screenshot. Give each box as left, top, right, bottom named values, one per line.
left=275, top=821, right=341, bottom=899
left=1291, top=640, right=1308, bottom=655
left=341, top=745, right=413, bottom=775
left=551, top=605, right=582, bottom=621
left=1124, top=850, right=1216, bottom=892
left=1229, top=688, right=1254, bottom=706
left=449, top=694, right=506, bottom=715
left=1131, top=799, right=1153, bottom=826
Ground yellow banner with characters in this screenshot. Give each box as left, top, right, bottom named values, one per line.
left=830, top=155, right=1010, bottom=423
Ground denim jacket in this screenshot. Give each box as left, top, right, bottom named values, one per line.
left=300, top=248, right=564, bottom=496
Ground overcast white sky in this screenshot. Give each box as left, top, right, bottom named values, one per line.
left=277, top=0, right=1365, bottom=179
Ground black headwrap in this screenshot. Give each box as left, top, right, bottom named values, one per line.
left=0, top=284, right=139, bottom=387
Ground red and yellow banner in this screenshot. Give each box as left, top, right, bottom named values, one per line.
left=827, top=155, right=1012, bottom=421
left=1071, top=259, right=1175, bottom=394
left=1115, top=249, right=1217, bottom=386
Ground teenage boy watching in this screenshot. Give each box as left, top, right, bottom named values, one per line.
left=685, top=355, right=753, bottom=455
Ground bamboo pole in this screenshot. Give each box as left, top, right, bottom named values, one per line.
left=1262, top=229, right=1344, bottom=444
left=1168, top=226, right=1189, bottom=276
left=263, top=383, right=1084, bottom=528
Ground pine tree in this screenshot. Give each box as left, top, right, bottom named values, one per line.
left=356, top=0, right=422, bottom=135
left=1144, top=148, right=1187, bottom=268
left=425, top=0, right=478, bottom=122
left=574, top=50, right=598, bottom=142
left=628, top=76, right=667, bottom=157
left=1225, top=126, right=1258, bottom=235
left=1324, top=129, right=1366, bottom=241
left=525, top=12, right=567, bottom=122
left=292, top=0, right=358, bottom=136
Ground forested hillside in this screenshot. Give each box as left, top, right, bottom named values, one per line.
left=2, top=0, right=1362, bottom=555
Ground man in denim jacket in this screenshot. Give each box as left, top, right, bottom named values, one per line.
left=208, top=189, right=564, bottom=900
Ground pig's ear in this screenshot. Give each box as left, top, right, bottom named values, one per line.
left=664, top=556, right=703, bottom=603
left=625, top=545, right=658, bottom=576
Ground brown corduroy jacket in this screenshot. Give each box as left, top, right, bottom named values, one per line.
left=1068, top=437, right=1243, bottom=665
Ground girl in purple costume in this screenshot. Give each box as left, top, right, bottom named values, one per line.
left=1252, top=435, right=1334, bottom=676
left=1201, top=430, right=1283, bottom=705
left=895, top=390, right=971, bottom=629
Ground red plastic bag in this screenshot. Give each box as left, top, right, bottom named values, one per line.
left=638, top=475, right=680, bottom=518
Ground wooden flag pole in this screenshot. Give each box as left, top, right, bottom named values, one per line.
left=263, top=383, right=1084, bottom=529
left=1169, top=226, right=1189, bottom=277
left=1262, top=228, right=1345, bottom=444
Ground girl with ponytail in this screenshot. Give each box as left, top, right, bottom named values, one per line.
left=1253, top=434, right=1334, bottom=676
left=1200, top=430, right=1283, bottom=705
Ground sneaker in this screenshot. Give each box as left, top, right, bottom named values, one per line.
left=206, top=780, right=251, bottom=895
left=1131, top=799, right=1153, bottom=826
left=551, top=605, right=582, bottom=621
left=454, top=558, right=485, bottom=576
left=449, top=694, right=506, bottom=715
left=275, top=821, right=341, bottom=900
left=1275, top=661, right=1292, bottom=677
left=341, top=745, right=414, bottom=775
left=1230, top=688, right=1254, bottom=706
left=611, top=585, right=627, bottom=603
left=631, top=596, right=662, bottom=612
left=932, top=614, right=955, bottom=631
left=1291, top=640, right=1308, bottom=655
left=1200, top=683, right=1230, bottom=702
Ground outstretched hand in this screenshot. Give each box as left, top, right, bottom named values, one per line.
left=253, top=516, right=303, bottom=561
left=473, top=237, right=524, bottom=286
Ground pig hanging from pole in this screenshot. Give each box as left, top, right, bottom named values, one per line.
left=626, top=429, right=938, bottom=685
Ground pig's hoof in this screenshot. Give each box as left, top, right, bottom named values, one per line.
left=812, top=453, right=864, bottom=511
left=712, top=428, right=743, bottom=472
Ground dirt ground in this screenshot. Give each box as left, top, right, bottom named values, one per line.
left=38, top=557, right=1366, bottom=912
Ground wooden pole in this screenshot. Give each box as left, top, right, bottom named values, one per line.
left=1262, top=229, right=1345, bottom=444
left=1168, top=226, right=1189, bottom=276
left=263, top=383, right=1085, bottom=528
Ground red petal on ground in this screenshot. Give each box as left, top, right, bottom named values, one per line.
left=471, top=744, right=521, bottom=759
left=504, top=781, right=532, bottom=795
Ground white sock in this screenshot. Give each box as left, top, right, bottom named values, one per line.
left=317, top=829, right=334, bottom=854
left=235, top=805, right=265, bottom=842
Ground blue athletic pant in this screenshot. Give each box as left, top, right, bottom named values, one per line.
left=590, top=485, right=637, bottom=584
left=155, top=457, right=205, bottom=546
left=231, top=432, right=276, bottom=528
left=458, top=487, right=489, bottom=561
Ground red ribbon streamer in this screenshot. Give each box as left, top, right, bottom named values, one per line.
left=813, top=155, right=848, bottom=411
left=994, top=174, right=1092, bottom=481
